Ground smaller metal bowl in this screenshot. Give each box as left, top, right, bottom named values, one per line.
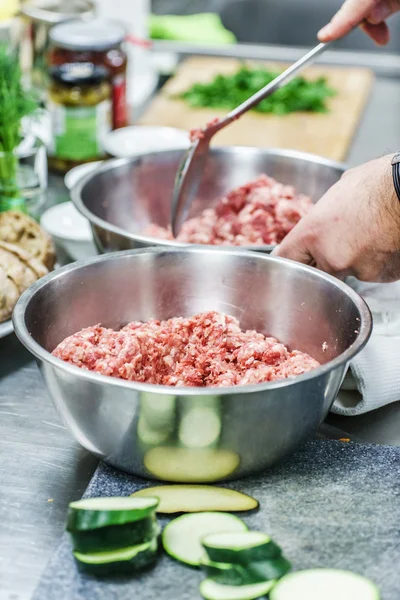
left=71, top=147, right=345, bottom=254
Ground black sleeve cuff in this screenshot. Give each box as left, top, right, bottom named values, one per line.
left=392, top=152, right=400, bottom=201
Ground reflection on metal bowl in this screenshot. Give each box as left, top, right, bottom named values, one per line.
left=13, top=248, right=371, bottom=482
left=71, top=147, right=345, bottom=254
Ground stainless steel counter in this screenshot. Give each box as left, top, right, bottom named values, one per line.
left=1, top=46, right=400, bottom=600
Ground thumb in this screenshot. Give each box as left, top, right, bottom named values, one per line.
left=318, top=0, right=376, bottom=41
left=271, top=229, right=315, bottom=265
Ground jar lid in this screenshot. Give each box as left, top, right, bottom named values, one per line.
left=21, top=0, right=95, bottom=25
left=50, top=63, right=109, bottom=86
left=49, top=18, right=126, bottom=51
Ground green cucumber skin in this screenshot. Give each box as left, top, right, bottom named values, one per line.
left=74, top=544, right=159, bottom=577
left=203, top=557, right=291, bottom=585
left=70, top=517, right=159, bottom=554
left=204, top=540, right=282, bottom=565
left=68, top=501, right=158, bottom=532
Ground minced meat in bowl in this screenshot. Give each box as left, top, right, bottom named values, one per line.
left=144, top=174, right=313, bottom=246
left=53, top=311, right=320, bottom=388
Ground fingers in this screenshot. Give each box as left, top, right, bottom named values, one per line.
left=271, top=226, right=315, bottom=266
left=368, top=1, right=392, bottom=23
left=361, top=20, right=390, bottom=44
left=318, top=0, right=377, bottom=41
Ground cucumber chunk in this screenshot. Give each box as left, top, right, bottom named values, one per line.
left=67, top=496, right=159, bottom=531
left=201, top=556, right=291, bottom=585
left=73, top=538, right=158, bottom=576
left=200, top=578, right=276, bottom=600
left=70, top=517, right=159, bottom=554
left=270, top=569, right=380, bottom=600
left=203, top=531, right=281, bottom=564
left=131, top=485, right=258, bottom=514
left=162, top=512, right=247, bottom=567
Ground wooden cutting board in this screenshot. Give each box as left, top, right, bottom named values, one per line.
left=139, top=57, right=374, bottom=162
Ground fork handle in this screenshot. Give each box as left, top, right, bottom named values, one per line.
left=223, top=42, right=331, bottom=125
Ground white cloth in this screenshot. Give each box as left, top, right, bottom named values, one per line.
left=333, top=278, right=400, bottom=416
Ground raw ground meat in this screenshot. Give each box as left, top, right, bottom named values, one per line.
left=53, top=311, right=319, bottom=387
left=144, top=174, right=313, bottom=246
left=189, top=117, right=220, bottom=142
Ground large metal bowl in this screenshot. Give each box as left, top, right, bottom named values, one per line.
left=71, top=147, right=345, bottom=254
left=13, top=248, right=371, bottom=482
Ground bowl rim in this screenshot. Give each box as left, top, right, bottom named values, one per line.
left=71, top=146, right=346, bottom=253
left=12, top=247, right=372, bottom=397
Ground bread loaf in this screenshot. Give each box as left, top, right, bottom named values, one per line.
left=0, top=241, right=49, bottom=323
left=0, top=265, right=19, bottom=323
left=0, top=210, right=56, bottom=270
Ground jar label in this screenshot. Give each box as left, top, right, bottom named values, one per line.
left=48, top=100, right=112, bottom=160
left=112, top=74, right=128, bottom=129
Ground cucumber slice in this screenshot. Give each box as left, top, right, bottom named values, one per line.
left=201, top=556, right=291, bottom=585
left=270, top=569, right=380, bottom=600
left=73, top=538, right=158, bottom=576
left=70, top=517, right=159, bottom=554
left=162, top=512, right=247, bottom=567
left=200, top=578, right=276, bottom=600
left=144, top=447, right=240, bottom=482
left=203, top=532, right=281, bottom=564
left=131, top=485, right=258, bottom=514
left=67, top=496, right=159, bottom=531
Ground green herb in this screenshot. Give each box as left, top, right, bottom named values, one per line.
left=176, top=65, right=336, bottom=115
left=0, top=45, right=38, bottom=201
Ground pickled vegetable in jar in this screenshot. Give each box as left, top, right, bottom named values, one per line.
left=47, top=63, right=112, bottom=173
left=49, top=19, right=128, bottom=130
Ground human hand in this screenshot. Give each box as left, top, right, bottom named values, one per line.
left=272, top=155, right=400, bottom=282
left=318, top=0, right=400, bottom=46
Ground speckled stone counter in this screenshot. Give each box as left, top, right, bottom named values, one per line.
left=32, top=440, right=400, bottom=600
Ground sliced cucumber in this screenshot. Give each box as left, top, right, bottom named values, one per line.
left=203, top=532, right=281, bottom=564
left=201, top=556, right=291, bottom=585
left=200, top=578, right=276, bottom=600
left=67, top=496, right=159, bottom=531
left=70, top=517, right=159, bottom=554
left=131, top=485, right=258, bottom=514
left=270, top=569, right=380, bottom=600
left=144, top=447, right=240, bottom=482
left=73, top=538, right=158, bottom=576
left=162, top=512, right=247, bottom=567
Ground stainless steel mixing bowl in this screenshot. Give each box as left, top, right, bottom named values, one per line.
left=71, top=147, right=345, bottom=254
left=13, top=248, right=371, bottom=482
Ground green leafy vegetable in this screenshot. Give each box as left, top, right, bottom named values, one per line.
left=0, top=45, right=38, bottom=202
left=177, top=65, right=336, bottom=115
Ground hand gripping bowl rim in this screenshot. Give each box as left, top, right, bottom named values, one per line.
left=70, top=146, right=346, bottom=254
left=12, top=247, right=372, bottom=397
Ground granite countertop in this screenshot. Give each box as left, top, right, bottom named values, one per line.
left=33, top=439, right=400, bottom=600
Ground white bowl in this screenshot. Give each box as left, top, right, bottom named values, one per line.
left=40, top=202, right=98, bottom=262
left=103, top=125, right=190, bottom=158
left=64, top=162, right=104, bottom=191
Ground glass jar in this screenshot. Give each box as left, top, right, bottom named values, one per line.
left=19, top=0, right=96, bottom=99
left=47, top=63, right=112, bottom=173
left=49, top=18, right=128, bottom=130
left=0, top=132, right=48, bottom=218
